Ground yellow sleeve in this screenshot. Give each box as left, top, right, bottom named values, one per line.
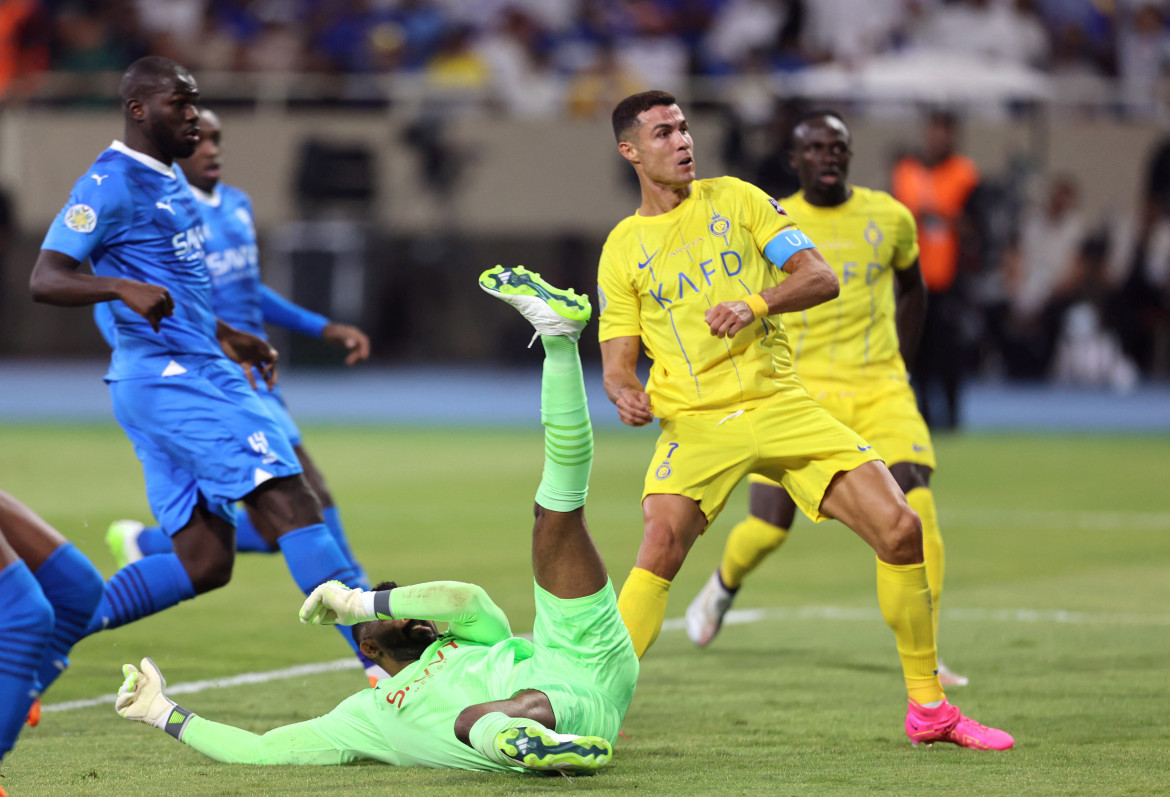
left=597, top=242, right=641, bottom=342
left=732, top=176, right=799, bottom=256
left=891, top=196, right=920, bottom=271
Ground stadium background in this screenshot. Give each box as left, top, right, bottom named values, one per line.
left=1, top=2, right=1168, bottom=795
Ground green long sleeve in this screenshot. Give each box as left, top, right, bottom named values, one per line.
left=382, top=581, right=512, bottom=645
left=180, top=715, right=357, bottom=766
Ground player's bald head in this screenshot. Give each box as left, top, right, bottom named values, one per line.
left=119, top=56, right=196, bottom=105
left=791, top=110, right=850, bottom=149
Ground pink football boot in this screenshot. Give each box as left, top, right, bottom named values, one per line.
left=906, top=700, right=1014, bottom=750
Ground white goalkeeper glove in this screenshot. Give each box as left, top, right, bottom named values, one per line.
left=299, top=580, right=375, bottom=626
left=115, top=657, right=178, bottom=729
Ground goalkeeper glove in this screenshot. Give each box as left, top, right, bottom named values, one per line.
left=299, top=580, right=376, bottom=626
left=115, top=657, right=193, bottom=739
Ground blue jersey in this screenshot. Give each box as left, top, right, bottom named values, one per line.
left=196, top=183, right=328, bottom=340
left=42, top=141, right=222, bottom=380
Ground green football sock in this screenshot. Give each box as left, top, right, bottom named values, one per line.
left=534, top=335, right=593, bottom=512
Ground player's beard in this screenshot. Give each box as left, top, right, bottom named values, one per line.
left=376, top=620, right=439, bottom=662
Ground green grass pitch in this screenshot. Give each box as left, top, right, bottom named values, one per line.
left=1, top=424, right=1167, bottom=796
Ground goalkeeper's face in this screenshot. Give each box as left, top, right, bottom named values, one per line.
left=359, top=618, right=440, bottom=665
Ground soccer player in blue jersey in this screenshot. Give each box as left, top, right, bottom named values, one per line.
left=28, top=57, right=368, bottom=678
left=0, top=489, right=104, bottom=761
left=98, top=108, right=372, bottom=597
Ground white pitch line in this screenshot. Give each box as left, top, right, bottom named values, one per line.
left=46, top=604, right=1170, bottom=715
left=943, top=508, right=1170, bottom=532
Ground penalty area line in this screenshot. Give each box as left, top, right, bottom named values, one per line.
left=47, top=604, right=1170, bottom=714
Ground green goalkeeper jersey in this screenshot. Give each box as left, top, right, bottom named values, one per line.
left=314, top=633, right=537, bottom=770
left=179, top=579, right=636, bottom=770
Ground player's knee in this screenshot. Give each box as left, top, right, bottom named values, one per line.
left=181, top=551, right=234, bottom=594
left=640, top=518, right=692, bottom=575
left=876, top=505, right=923, bottom=564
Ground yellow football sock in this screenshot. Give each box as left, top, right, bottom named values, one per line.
left=875, top=558, right=944, bottom=704
left=618, top=567, right=672, bottom=659
left=720, top=515, right=789, bottom=590
left=906, top=487, right=944, bottom=640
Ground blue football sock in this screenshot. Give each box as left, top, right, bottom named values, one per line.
left=322, top=505, right=369, bottom=589
left=137, top=526, right=174, bottom=557
left=84, top=553, right=196, bottom=636
left=0, top=561, right=54, bottom=759
left=277, top=523, right=371, bottom=665
left=235, top=509, right=278, bottom=554
left=32, top=543, right=104, bottom=695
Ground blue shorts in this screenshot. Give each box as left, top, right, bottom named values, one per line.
left=256, top=384, right=303, bottom=448
left=109, top=357, right=302, bottom=534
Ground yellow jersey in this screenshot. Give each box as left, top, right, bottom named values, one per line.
left=781, top=186, right=919, bottom=383
left=598, top=176, right=809, bottom=418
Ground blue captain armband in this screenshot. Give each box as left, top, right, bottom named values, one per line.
left=763, top=229, right=817, bottom=269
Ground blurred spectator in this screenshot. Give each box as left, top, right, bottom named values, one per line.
left=993, top=175, right=1084, bottom=378
left=478, top=6, right=564, bottom=118
left=911, top=0, right=1050, bottom=68
left=133, top=0, right=205, bottom=65
left=1116, top=1, right=1170, bottom=117
left=0, top=0, right=50, bottom=101
left=1098, top=135, right=1170, bottom=376
left=802, top=0, right=908, bottom=68
left=891, top=110, right=983, bottom=430
left=51, top=0, right=148, bottom=95
left=703, top=0, right=795, bottom=73
left=565, top=39, right=645, bottom=119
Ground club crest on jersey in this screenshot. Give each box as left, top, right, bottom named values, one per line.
left=864, top=220, right=884, bottom=247
left=768, top=198, right=788, bottom=216
left=708, top=211, right=732, bottom=245
left=64, top=204, right=97, bottom=233
left=235, top=208, right=256, bottom=238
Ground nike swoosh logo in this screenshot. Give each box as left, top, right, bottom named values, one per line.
left=857, top=445, right=872, bottom=452
left=637, top=249, right=660, bottom=270
left=912, top=444, right=928, bottom=452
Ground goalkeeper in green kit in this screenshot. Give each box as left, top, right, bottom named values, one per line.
left=113, top=266, right=639, bottom=774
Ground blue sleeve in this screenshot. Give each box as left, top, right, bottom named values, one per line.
left=762, top=228, right=817, bottom=269
left=259, top=284, right=329, bottom=338
left=41, top=175, right=129, bottom=264
left=93, top=302, right=117, bottom=348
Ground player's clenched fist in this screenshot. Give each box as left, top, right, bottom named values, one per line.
left=299, top=580, right=372, bottom=626
left=705, top=300, right=754, bottom=338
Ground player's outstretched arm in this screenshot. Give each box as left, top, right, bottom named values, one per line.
left=300, top=580, right=512, bottom=644
left=257, top=285, right=371, bottom=365
left=30, top=249, right=174, bottom=331
left=115, top=657, right=355, bottom=765
left=600, top=336, right=653, bottom=426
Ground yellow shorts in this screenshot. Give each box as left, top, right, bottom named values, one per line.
left=642, top=388, right=881, bottom=525
left=749, top=376, right=934, bottom=491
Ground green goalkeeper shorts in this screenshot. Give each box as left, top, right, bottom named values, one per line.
left=513, top=578, right=638, bottom=745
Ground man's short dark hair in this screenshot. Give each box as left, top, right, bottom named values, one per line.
left=119, top=55, right=190, bottom=104
left=351, top=580, right=399, bottom=646
left=612, top=90, right=678, bottom=142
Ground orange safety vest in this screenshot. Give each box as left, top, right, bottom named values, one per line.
left=891, top=154, right=980, bottom=292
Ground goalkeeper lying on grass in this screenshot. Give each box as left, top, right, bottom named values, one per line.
left=113, top=267, right=638, bottom=774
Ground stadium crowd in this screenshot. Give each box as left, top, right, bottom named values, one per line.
left=1, top=0, right=1168, bottom=114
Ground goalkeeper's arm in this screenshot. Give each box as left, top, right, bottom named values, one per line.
left=300, top=580, right=512, bottom=645
left=115, top=658, right=357, bottom=765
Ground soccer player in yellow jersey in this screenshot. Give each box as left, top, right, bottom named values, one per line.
left=684, top=110, right=969, bottom=687
left=598, top=91, right=1012, bottom=749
